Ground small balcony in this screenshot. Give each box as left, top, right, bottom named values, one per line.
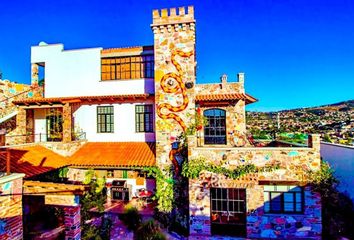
left=2, top=132, right=86, bottom=147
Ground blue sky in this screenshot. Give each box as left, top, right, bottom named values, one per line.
left=1, top=0, right=353, bottom=111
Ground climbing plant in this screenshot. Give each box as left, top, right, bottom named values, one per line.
left=144, top=166, right=174, bottom=212
left=182, top=156, right=280, bottom=179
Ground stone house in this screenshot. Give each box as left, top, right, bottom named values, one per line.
left=0, top=5, right=321, bottom=239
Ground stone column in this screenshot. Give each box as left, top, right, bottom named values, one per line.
left=152, top=6, right=196, bottom=169
left=31, top=63, right=39, bottom=85
left=62, top=103, right=72, bottom=143
left=15, top=107, right=27, bottom=144
left=63, top=206, right=81, bottom=240
left=308, top=134, right=320, bottom=151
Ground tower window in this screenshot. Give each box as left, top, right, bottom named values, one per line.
left=204, top=108, right=226, bottom=144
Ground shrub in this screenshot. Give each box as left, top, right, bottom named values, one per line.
left=134, top=219, right=166, bottom=240
left=120, top=206, right=142, bottom=231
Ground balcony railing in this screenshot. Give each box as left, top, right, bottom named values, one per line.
left=2, top=132, right=86, bottom=146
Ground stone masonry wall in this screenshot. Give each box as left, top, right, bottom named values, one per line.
left=152, top=6, right=196, bottom=169
left=188, top=135, right=322, bottom=238
left=0, top=173, right=25, bottom=240
left=195, top=74, right=248, bottom=147
left=247, top=185, right=321, bottom=239
left=198, top=100, right=248, bottom=147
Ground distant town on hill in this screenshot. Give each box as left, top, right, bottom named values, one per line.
left=246, top=100, right=354, bottom=146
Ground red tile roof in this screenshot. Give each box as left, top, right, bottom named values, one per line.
left=196, top=93, right=257, bottom=104
left=69, top=142, right=155, bottom=168
left=12, top=94, right=153, bottom=106
left=0, top=145, right=69, bottom=178
left=1, top=142, right=156, bottom=178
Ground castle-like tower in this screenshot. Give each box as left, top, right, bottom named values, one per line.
left=151, top=6, right=196, bottom=170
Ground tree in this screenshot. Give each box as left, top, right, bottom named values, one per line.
left=81, top=169, right=111, bottom=240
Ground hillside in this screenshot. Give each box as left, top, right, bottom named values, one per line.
left=246, top=100, right=353, bottom=146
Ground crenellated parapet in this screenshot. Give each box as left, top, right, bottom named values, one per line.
left=151, top=6, right=195, bottom=33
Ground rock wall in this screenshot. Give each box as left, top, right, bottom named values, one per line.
left=247, top=185, right=322, bottom=239
left=198, top=100, right=248, bottom=147
left=0, top=173, right=25, bottom=240
left=152, top=6, right=196, bottom=169
left=188, top=135, right=322, bottom=238
left=195, top=74, right=248, bottom=146
left=0, top=80, right=43, bottom=120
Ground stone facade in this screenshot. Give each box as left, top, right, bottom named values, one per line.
left=62, top=103, right=73, bottom=143
left=195, top=74, right=249, bottom=147
left=0, top=79, right=42, bottom=120
left=188, top=135, right=322, bottom=239
left=247, top=185, right=322, bottom=239
left=152, top=6, right=196, bottom=169
left=0, top=173, right=25, bottom=240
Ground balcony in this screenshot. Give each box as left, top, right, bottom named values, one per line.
left=187, top=134, right=321, bottom=182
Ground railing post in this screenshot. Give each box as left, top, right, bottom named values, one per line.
left=39, top=133, right=42, bottom=142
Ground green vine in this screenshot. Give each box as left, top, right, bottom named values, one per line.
left=182, top=156, right=280, bottom=179
left=144, top=166, right=174, bottom=212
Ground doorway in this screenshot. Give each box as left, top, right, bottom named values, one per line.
left=210, top=188, right=246, bottom=237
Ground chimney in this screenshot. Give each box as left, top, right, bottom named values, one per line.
left=237, top=72, right=244, bottom=83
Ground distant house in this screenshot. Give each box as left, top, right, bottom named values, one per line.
left=0, top=5, right=322, bottom=239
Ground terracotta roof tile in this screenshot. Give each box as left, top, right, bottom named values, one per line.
left=69, top=142, right=156, bottom=168
left=12, top=94, right=152, bottom=106
left=1, top=142, right=156, bottom=178
left=196, top=93, right=258, bottom=104
left=0, top=146, right=69, bottom=178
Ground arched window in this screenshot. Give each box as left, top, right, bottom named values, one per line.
left=204, top=108, right=226, bottom=144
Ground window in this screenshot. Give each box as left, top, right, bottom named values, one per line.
left=101, top=55, right=154, bottom=80
left=204, top=109, right=226, bottom=144
left=135, top=105, right=153, bottom=132
left=264, top=185, right=304, bottom=214
left=97, top=106, right=114, bottom=133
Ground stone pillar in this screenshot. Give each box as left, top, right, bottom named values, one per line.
left=62, top=103, right=72, bottom=143
left=31, top=63, right=39, bottom=85
left=151, top=6, right=196, bottom=169
left=63, top=206, right=81, bottom=240
left=0, top=173, right=25, bottom=239
left=15, top=107, right=27, bottom=144
left=308, top=134, right=320, bottom=151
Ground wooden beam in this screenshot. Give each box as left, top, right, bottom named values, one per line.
left=6, top=148, right=10, bottom=176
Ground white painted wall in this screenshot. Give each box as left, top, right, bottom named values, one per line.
left=73, top=102, right=155, bottom=142
left=321, top=142, right=354, bottom=201
left=34, top=108, right=47, bottom=142
left=31, top=44, right=154, bottom=98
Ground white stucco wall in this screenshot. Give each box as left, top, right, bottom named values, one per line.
left=31, top=44, right=154, bottom=98
left=73, top=102, right=155, bottom=142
